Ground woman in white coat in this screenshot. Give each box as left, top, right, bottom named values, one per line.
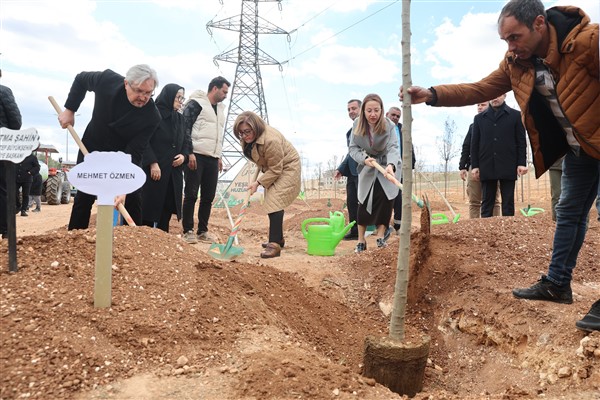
left=349, top=93, right=401, bottom=253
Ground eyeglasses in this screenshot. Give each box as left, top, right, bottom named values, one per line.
left=389, top=113, right=400, bottom=118
left=176, top=96, right=185, bottom=103
left=238, top=128, right=254, bottom=138
left=127, top=82, right=154, bottom=98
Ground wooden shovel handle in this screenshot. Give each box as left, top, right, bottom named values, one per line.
left=371, top=160, right=424, bottom=208
left=48, top=96, right=136, bottom=226
left=48, top=96, right=89, bottom=156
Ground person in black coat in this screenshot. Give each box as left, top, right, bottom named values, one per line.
left=471, top=94, right=528, bottom=217
left=28, top=167, right=43, bottom=212
left=58, top=64, right=161, bottom=230
left=15, top=153, right=41, bottom=216
left=386, top=106, right=416, bottom=233
left=334, top=99, right=361, bottom=240
left=141, top=84, right=188, bottom=232
left=1, top=74, right=23, bottom=237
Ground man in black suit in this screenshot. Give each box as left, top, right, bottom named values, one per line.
left=470, top=94, right=528, bottom=217
left=58, top=64, right=161, bottom=229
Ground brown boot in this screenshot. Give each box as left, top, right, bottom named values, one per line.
left=261, top=239, right=285, bottom=249
left=260, top=242, right=281, bottom=258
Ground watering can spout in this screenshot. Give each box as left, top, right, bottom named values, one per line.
left=331, top=220, right=355, bottom=246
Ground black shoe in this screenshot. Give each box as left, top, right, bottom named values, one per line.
left=20, top=211, right=28, bottom=217
left=355, top=242, right=367, bottom=253
left=512, top=276, right=573, bottom=304
left=343, top=231, right=358, bottom=241
left=576, top=300, right=600, bottom=332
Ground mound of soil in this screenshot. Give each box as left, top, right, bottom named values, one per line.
left=1, top=196, right=599, bottom=399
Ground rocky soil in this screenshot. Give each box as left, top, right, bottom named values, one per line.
left=1, top=193, right=599, bottom=399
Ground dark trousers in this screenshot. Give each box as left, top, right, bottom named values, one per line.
left=392, top=190, right=403, bottom=228
left=481, top=179, right=515, bottom=217
left=143, top=178, right=176, bottom=232
left=0, top=163, right=7, bottom=234
left=182, top=154, right=219, bottom=234
left=16, top=181, right=31, bottom=212
left=268, top=210, right=284, bottom=243
left=346, top=175, right=358, bottom=234
left=68, top=189, right=143, bottom=230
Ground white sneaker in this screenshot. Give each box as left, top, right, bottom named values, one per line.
left=183, top=231, right=198, bottom=244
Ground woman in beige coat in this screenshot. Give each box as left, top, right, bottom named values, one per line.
left=233, top=111, right=301, bottom=258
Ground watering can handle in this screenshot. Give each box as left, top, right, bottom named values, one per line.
left=301, top=218, right=332, bottom=236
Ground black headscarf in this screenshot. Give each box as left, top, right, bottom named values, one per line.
left=155, top=83, right=184, bottom=120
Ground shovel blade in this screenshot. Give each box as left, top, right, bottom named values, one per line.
left=207, top=241, right=244, bottom=260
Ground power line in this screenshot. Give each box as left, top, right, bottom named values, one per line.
left=281, top=0, right=400, bottom=64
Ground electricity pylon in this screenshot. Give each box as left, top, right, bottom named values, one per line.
left=207, top=0, right=288, bottom=179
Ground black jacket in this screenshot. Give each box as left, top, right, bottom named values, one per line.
left=64, top=69, right=161, bottom=166
left=395, top=122, right=416, bottom=169
left=471, top=103, right=527, bottom=181
left=458, top=125, right=473, bottom=170
left=16, top=154, right=40, bottom=183
left=0, top=85, right=22, bottom=130
left=141, top=84, right=186, bottom=222
left=337, top=128, right=358, bottom=177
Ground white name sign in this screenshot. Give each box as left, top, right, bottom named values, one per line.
left=0, top=127, right=40, bottom=163
left=67, top=152, right=145, bottom=205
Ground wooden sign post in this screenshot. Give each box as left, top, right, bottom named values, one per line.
left=68, top=152, right=145, bottom=308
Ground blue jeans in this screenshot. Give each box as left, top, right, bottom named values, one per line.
left=546, top=150, right=599, bottom=286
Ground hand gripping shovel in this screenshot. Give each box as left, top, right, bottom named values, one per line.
left=207, top=169, right=260, bottom=260
left=371, top=160, right=424, bottom=208
left=48, top=96, right=136, bottom=226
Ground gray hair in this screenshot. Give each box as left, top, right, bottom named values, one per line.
left=499, top=0, right=547, bottom=30
left=125, top=64, right=159, bottom=88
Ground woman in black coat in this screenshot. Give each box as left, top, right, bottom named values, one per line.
left=141, top=84, right=187, bottom=232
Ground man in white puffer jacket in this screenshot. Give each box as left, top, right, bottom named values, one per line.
left=181, top=76, right=230, bottom=244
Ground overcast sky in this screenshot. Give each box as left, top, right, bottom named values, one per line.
left=1, top=0, right=598, bottom=176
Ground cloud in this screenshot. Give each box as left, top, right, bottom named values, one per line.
left=425, top=12, right=505, bottom=83
left=296, top=45, right=399, bottom=85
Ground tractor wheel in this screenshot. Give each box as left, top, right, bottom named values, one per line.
left=45, top=175, right=64, bottom=205
left=61, top=182, right=72, bottom=204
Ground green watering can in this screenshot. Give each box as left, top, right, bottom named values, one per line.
left=301, top=212, right=355, bottom=256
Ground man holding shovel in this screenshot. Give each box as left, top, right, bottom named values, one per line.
left=58, top=64, right=161, bottom=229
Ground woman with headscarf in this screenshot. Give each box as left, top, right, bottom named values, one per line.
left=141, top=83, right=187, bottom=232
left=349, top=93, right=400, bottom=253
left=233, top=111, right=301, bottom=258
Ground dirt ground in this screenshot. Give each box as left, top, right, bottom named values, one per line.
left=1, top=187, right=599, bottom=400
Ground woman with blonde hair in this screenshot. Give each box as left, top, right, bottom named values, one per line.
left=233, top=111, right=301, bottom=258
left=349, top=93, right=400, bottom=253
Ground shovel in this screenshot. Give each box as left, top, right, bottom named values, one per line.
left=370, top=160, right=424, bottom=208
left=207, top=169, right=260, bottom=260
left=48, top=96, right=136, bottom=226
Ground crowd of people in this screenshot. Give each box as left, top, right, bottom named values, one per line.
left=1, top=0, right=598, bottom=331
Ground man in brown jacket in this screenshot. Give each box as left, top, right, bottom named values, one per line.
left=403, top=0, right=599, bottom=332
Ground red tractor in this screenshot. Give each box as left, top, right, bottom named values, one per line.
left=37, top=144, right=74, bottom=205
